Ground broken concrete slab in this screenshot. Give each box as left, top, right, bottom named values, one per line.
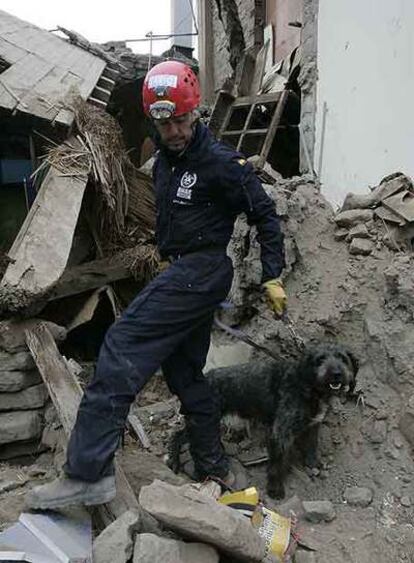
left=341, top=173, right=413, bottom=211
left=93, top=509, right=141, bottom=563
left=349, top=238, right=373, bottom=256
left=0, top=410, right=43, bottom=445
left=0, top=384, right=47, bottom=411
left=374, top=205, right=407, bottom=226
left=343, top=487, right=373, bottom=507
left=383, top=190, right=414, bottom=222
left=303, top=500, right=336, bottom=523
left=133, top=533, right=219, bottom=563
left=347, top=223, right=369, bottom=240
left=335, top=209, right=374, bottom=228
left=0, top=370, right=42, bottom=392
left=139, top=480, right=267, bottom=561
left=0, top=350, right=35, bottom=371
left=0, top=319, right=66, bottom=353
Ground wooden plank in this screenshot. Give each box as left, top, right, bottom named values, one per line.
left=127, top=414, right=151, bottom=450
left=25, top=323, right=140, bottom=523
left=0, top=137, right=88, bottom=310
left=257, top=89, right=290, bottom=168
left=250, top=40, right=269, bottom=95
left=49, top=251, right=132, bottom=301
left=233, top=91, right=281, bottom=107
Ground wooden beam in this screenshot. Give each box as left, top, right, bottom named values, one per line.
left=25, top=323, right=140, bottom=524
left=48, top=251, right=132, bottom=301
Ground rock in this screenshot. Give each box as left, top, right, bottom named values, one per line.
left=0, top=384, right=47, bottom=411
left=401, top=495, right=411, bottom=507
left=334, top=209, right=374, bottom=228
left=348, top=223, right=369, bottom=240
left=0, top=350, right=35, bottom=371
left=0, top=369, right=42, bottom=392
left=0, top=410, right=43, bottom=445
left=302, top=500, right=336, bottom=523
left=294, top=550, right=317, bottom=563
left=341, top=192, right=377, bottom=211
left=0, top=439, right=47, bottom=460
left=370, top=419, right=388, bottom=444
left=343, top=487, right=373, bottom=507
left=139, top=480, right=267, bottom=561
left=334, top=228, right=349, bottom=241
left=349, top=238, right=373, bottom=256
left=276, top=495, right=304, bottom=519
left=0, top=319, right=66, bottom=352
left=93, top=509, right=141, bottom=563
left=133, top=534, right=219, bottom=563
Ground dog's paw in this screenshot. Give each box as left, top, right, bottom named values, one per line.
left=266, top=482, right=285, bottom=500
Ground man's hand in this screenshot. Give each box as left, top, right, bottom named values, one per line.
left=263, top=278, right=287, bottom=317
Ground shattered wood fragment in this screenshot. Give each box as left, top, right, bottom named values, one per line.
left=25, top=323, right=140, bottom=525
left=127, top=414, right=151, bottom=450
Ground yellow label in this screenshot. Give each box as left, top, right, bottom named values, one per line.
left=218, top=487, right=259, bottom=508
left=251, top=506, right=291, bottom=559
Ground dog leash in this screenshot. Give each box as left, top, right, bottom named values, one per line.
left=215, top=302, right=306, bottom=359
left=213, top=314, right=281, bottom=362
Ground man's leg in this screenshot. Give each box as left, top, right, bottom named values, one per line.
left=26, top=252, right=233, bottom=508
left=162, top=316, right=229, bottom=480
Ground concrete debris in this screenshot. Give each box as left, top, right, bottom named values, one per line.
left=400, top=495, right=411, bottom=507
left=343, top=487, right=373, bottom=508
left=302, top=500, right=336, bottom=523
left=349, top=237, right=373, bottom=256
left=347, top=223, right=369, bottom=240
left=0, top=410, right=43, bottom=445
left=93, top=509, right=141, bottom=563
left=0, top=350, right=35, bottom=371
left=0, top=370, right=42, bottom=393
left=139, top=480, right=267, bottom=561
left=0, top=384, right=47, bottom=411
left=0, top=320, right=66, bottom=353
left=133, top=533, right=219, bottom=563
left=334, top=209, right=374, bottom=228
left=336, top=173, right=414, bottom=256
left=398, top=395, right=414, bottom=447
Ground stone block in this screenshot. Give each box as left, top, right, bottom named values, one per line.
left=0, top=370, right=42, bottom=392
left=133, top=534, right=219, bottom=563
left=0, top=410, right=43, bottom=445
left=0, top=384, right=47, bottom=411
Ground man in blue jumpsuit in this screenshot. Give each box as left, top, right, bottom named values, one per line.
left=27, top=61, right=286, bottom=509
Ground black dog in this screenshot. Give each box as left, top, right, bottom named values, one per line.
left=170, top=343, right=359, bottom=499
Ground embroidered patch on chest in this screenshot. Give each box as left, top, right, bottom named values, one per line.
left=180, top=171, right=197, bottom=189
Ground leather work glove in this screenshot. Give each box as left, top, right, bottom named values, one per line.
left=263, top=278, right=287, bottom=317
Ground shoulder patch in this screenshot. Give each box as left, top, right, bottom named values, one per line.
left=237, top=158, right=247, bottom=166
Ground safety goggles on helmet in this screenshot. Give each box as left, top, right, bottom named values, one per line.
left=149, top=100, right=176, bottom=120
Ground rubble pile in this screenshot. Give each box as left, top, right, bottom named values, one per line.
left=212, top=171, right=414, bottom=562
left=334, top=172, right=414, bottom=256
left=0, top=320, right=66, bottom=461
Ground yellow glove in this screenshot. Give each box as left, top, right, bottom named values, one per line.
left=263, top=278, right=287, bottom=317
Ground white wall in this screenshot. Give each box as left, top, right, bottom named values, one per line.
left=314, top=0, right=414, bottom=207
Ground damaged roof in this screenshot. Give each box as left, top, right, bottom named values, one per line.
left=0, top=9, right=108, bottom=126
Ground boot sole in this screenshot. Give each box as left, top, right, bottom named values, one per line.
left=27, top=488, right=117, bottom=510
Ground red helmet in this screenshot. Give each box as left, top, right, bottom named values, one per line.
left=142, top=61, right=200, bottom=120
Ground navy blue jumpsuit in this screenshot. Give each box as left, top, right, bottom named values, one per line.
left=64, top=122, right=285, bottom=481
